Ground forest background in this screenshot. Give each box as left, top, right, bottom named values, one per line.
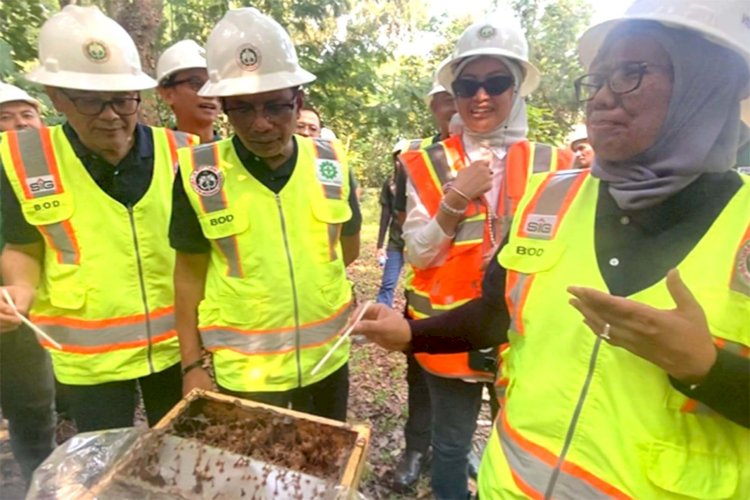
left=1, top=0, right=591, bottom=187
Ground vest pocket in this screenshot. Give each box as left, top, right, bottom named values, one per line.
left=311, top=199, right=352, bottom=224
left=498, top=238, right=566, bottom=274
left=644, top=440, right=738, bottom=499
left=20, top=193, right=75, bottom=225
left=197, top=208, right=248, bottom=240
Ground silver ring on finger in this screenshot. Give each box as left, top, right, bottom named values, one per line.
left=600, top=322, right=612, bottom=341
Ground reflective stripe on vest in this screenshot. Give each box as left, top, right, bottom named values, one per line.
left=191, top=144, right=244, bottom=278
left=313, top=139, right=344, bottom=260
left=200, top=302, right=350, bottom=355
left=165, top=129, right=196, bottom=171
left=33, top=306, right=175, bottom=353
left=497, top=411, right=631, bottom=499
left=4, top=128, right=81, bottom=265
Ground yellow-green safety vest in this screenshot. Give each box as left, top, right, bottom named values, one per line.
left=0, top=125, right=195, bottom=384
left=480, top=169, right=750, bottom=499
left=178, top=135, right=354, bottom=392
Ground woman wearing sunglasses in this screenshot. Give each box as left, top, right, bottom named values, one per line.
left=397, top=12, right=572, bottom=500
left=359, top=0, right=750, bottom=498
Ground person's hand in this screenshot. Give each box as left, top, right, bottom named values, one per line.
left=568, top=269, right=716, bottom=384
left=182, top=366, right=214, bottom=396
left=351, top=303, right=412, bottom=352
left=0, top=285, right=36, bottom=333
left=452, top=158, right=492, bottom=201
left=376, top=247, right=387, bottom=265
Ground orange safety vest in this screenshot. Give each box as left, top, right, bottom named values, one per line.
left=401, top=136, right=572, bottom=381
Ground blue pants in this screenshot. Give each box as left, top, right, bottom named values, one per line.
left=376, top=249, right=404, bottom=307
left=424, top=372, right=484, bottom=500
left=0, top=325, right=56, bottom=481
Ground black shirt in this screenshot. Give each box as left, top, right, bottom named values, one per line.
left=410, top=171, right=749, bottom=427
left=1, top=123, right=155, bottom=244
left=377, top=177, right=404, bottom=252
left=169, top=135, right=362, bottom=254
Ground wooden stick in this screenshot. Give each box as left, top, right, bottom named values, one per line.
left=1, top=288, right=62, bottom=350
left=311, top=301, right=371, bottom=376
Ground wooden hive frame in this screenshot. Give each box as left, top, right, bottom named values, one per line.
left=87, top=388, right=370, bottom=499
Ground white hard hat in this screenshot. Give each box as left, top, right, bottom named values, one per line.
left=392, top=139, right=410, bottom=154
left=0, top=83, right=41, bottom=109
left=25, top=5, right=155, bottom=91
left=437, top=10, right=540, bottom=97
left=320, top=127, right=337, bottom=140
left=567, top=124, right=588, bottom=147
left=578, top=0, right=750, bottom=74
left=156, top=40, right=207, bottom=84
left=425, top=57, right=450, bottom=106
left=200, top=8, right=315, bottom=97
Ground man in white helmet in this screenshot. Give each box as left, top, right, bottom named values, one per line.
left=568, top=123, right=594, bottom=169
left=0, top=83, right=43, bottom=132
left=0, top=5, right=196, bottom=433
left=0, top=82, right=55, bottom=485
left=171, top=7, right=361, bottom=422
left=156, top=40, right=220, bottom=144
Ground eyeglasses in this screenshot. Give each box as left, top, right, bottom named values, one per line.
left=61, top=91, right=141, bottom=116
left=223, top=98, right=297, bottom=122
left=574, top=62, right=672, bottom=103
left=452, top=75, right=515, bottom=98
left=166, top=77, right=207, bottom=92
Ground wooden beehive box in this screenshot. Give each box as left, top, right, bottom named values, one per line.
left=88, top=389, right=370, bottom=499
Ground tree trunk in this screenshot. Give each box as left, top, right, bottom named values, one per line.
left=107, top=0, right=164, bottom=126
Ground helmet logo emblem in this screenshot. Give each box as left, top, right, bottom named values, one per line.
left=83, top=40, right=110, bottom=63
left=237, top=45, right=261, bottom=72
left=190, top=165, right=224, bottom=197
left=478, top=25, right=496, bottom=40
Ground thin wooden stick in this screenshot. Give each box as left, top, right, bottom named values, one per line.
left=1, top=288, right=62, bottom=349
left=311, top=301, right=371, bottom=376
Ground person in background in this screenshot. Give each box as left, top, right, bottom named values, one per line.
left=156, top=40, right=220, bottom=144
left=355, top=0, right=750, bottom=497
left=0, top=5, right=195, bottom=434
left=398, top=12, right=572, bottom=499
left=375, top=140, right=409, bottom=307
left=568, top=123, right=594, bottom=168
left=0, top=82, right=55, bottom=486
left=172, top=7, right=361, bottom=422
left=389, top=69, right=456, bottom=493
left=296, top=105, right=322, bottom=138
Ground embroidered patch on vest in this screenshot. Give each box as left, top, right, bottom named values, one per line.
left=317, top=159, right=343, bottom=186
left=524, top=214, right=557, bottom=238
left=190, top=165, right=223, bottom=196
left=737, top=240, right=750, bottom=287
left=26, top=175, right=57, bottom=196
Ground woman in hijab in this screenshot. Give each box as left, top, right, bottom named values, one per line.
left=397, top=10, right=571, bottom=499
left=357, top=0, right=750, bottom=498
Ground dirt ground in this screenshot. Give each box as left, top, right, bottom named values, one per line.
left=0, top=189, right=493, bottom=499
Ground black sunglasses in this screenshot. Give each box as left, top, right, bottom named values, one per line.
left=452, top=75, right=514, bottom=98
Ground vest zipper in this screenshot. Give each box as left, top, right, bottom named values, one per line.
left=127, top=205, right=155, bottom=374
left=274, top=194, right=303, bottom=388
left=543, top=336, right=604, bottom=499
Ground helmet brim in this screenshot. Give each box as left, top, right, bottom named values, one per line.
left=25, top=67, right=156, bottom=91
left=437, top=49, right=540, bottom=97
left=578, top=16, right=750, bottom=73
left=198, top=69, right=316, bottom=97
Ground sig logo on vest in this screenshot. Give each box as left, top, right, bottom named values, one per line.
left=190, top=165, right=223, bottom=197
left=26, top=175, right=57, bottom=195
left=525, top=214, right=557, bottom=238
left=209, top=214, right=234, bottom=226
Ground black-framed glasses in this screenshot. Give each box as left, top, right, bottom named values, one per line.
left=574, top=62, right=672, bottom=102
left=60, top=90, right=141, bottom=116
left=166, top=77, right=207, bottom=92
left=223, top=98, right=297, bottom=122
left=452, top=75, right=515, bottom=98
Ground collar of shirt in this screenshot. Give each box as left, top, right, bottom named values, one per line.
left=598, top=171, right=742, bottom=234
left=231, top=135, right=298, bottom=193
left=62, top=122, right=153, bottom=170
